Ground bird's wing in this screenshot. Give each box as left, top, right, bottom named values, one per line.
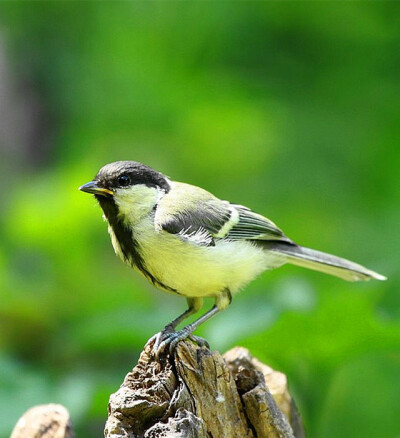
left=226, top=204, right=292, bottom=242
left=154, top=182, right=232, bottom=246
left=154, top=182, right=292, bottom=245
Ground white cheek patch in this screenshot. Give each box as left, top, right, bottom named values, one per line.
left=114, top=185, right=159, bottom=225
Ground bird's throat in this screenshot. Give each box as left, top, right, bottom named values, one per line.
left=95, top=196, right=177, bottom=294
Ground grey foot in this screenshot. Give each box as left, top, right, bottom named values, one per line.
left=158, top=327, right=193, bottom=357
left=155, top=330, right=210, bottom=359
left=146, top=324, right=174, bottom=352
left=147, top=325, right=210, bottom=359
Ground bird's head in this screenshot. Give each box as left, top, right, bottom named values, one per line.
left=79, top=161, right=170, bottom=224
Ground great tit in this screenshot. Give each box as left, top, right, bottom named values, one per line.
left=80, top=161, right=386, bottom=354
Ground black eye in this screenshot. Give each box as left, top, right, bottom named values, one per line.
left=118, top=174, right=131, bottom=187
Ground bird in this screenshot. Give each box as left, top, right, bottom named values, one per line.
left=79, top=161, right=386, bottom=355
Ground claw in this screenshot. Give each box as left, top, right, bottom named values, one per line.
left=148, top=322, right=210, bottom=360
left=145, top=332, right=160, bottom=348
left=145, top=324, right=176, bottom=358
left=150, top=327, right=193, bottom=358
left=188, top=334, right=210, bottom=349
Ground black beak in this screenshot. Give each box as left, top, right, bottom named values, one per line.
left=79, top=181, right=113, bottom=197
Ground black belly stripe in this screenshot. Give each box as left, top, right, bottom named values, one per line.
left=96, top=196, right=179, bottom=294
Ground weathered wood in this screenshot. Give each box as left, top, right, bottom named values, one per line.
left=10, top=404, right=73, bottom=438
left=224, top=347, right=305, bottom=438
left=105, top=341, right=304, bottom=438
left=10, top=343, right=304, bottom=438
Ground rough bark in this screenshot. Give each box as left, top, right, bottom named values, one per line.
left=10, top=343, right=304, bottom=438
left=105, top=342, right=304, bottom=438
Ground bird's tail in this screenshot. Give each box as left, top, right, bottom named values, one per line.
left=264, top=242, right=386, bottom=282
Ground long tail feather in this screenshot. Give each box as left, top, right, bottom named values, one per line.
left=264, top=242, right=386, bottom=282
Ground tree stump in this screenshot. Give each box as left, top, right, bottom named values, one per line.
left=10, top=342, right=304, bottom=437
left=105, top=341, right=304, bottom=438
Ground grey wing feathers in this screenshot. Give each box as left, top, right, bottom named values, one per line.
left=161, top=200, right=231, bottom=236
left=226, top=205, right=293, bottom=243
left=155, top=182, right=292, bottom=245
left=155, top=182, right=233, bottom=246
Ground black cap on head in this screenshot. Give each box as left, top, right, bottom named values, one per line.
left=95, top=161, right=170, bottom=192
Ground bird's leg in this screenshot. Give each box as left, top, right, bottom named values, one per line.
left=147, top=297, right=203, bottom=351
left=158, top=306, right=219, bottom=356
left=165, top=297, right=203, bottom=331
left=156, top=289, right=232, bottom=357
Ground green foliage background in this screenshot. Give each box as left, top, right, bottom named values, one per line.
left=0, top=3, right=399, bottom=437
